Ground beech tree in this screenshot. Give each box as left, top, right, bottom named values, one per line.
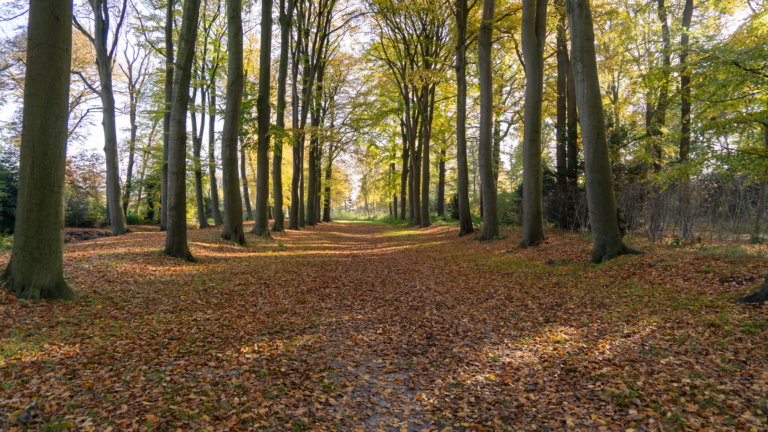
left=72, top=0, right=130, bottom=236
left=477, top=0, right=498, bottom=241
left=252, top=0, right=274, bottom=236
left=567, top=0, right=642, bottom=263
left=220, top=0, right=246, bottom=245
left=3, top=0, right=74, bottom=301
left=164, top=0, right=200, bottom=261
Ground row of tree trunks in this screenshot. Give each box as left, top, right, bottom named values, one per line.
left=252, top=0, right=273, bottom=236
left=477, top=0, right=499, bottom=241
left=273, top=0, right=295, bottom=232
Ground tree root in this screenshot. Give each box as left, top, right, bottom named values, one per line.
left=590, top=243, right=645, bottom=264
left=5, top=277, right=74, bottom=302
left=738, top=279, right=768, bottom=304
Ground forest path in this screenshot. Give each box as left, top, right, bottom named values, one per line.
left=2, top=221, right=767, bottom=431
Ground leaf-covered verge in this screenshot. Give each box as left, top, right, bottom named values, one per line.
left=1, top=222, right=767, bottom=431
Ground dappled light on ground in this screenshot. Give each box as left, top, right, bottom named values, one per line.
left=1, top=222, right=767, bottom=430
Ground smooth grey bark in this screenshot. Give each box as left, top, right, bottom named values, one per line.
left=399, top=122, right=409, bottom=221
left=323, top=146, right=333, bottom=222
left=412, top=129, right=422, bottom=226
left=220, top=0, right=246, bottom=245
left=73, top=0, right=129, bottom=236
left=273, top=0, right=295, bottom=232
left=164, top=0, right=200, bottom=262
left=567, top=0, right=643, bottom=263
left=190, top=84, right=210, bottom=229
left=4, top=0, right=74, bottom=301
left=420, top=86, right=433, bottom=228
left=566, top=50, right=578, bottom=191
left=289, top=27, right=301, bottom=230
left=161, top=0, right=174, bottom=231
left=240, top=137, right=253, bottom=221
left=208, top=90, right=223, bottom=225
left=519, top=0, right=547, bottom=247
left=679, top=0, right=694, bottom=240
left=437, top=147, right=446, bottom=216
left=455, top=0, right=475, bottom=235
left=478, top=0, right=499, bottom=241
left=252, top=0, right=273, bottom=236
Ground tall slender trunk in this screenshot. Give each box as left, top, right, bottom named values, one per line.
left=273, top=0, right=295, bottom=232
left=478, top=0, right=499, bottom=241
left=220, top=0, right=246, bottom=244
left=566, top=50, right=578, bottom=191
left=4, top=0, right=74, bottom=301
left=519, top=0, right=548, bottom=247
left=679, top=0, right=694, bottom=240
left=455, top=0, right=474, bottom=235
left=208, top=89, right=223, bottom=225
left=420, top=86, right=432, bottom=228
left=240, top=138, right=253, bottom=220
left=412, top=128, right=422, bottom=226
left=161, top=0, right=174, bottom=232
left=755, top=125, right=768, bottom=235
left=437, top=147, right=446, bottom=216
left=323, top=150, right=332, bottom=222
left=567, top=0, right=642, bottom=263
left=164, top=0, right=201, bottom=261
left=252, top=0, right=273, bottom=236
left=191, top=86, right=210, bottom=228
left=400, top=122, right=409, bottom=221
left=555, top=0, right=567, bottom=197
left=135, top=120, right=158, bottom=215
left=123, top=79, right=137, bottom=216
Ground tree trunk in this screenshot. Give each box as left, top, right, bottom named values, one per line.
left=567, top=0, right=643, bottom=263
left=455, top=0, right=475, bottom=235
left=755, top=126, right=768, bottom=235
left=420, top=88, right=432, bottom=228
left=437, top=147, right=446, bottom=216
left=164, top=0, right=200, bottom=261
left=240, top=138, right=253, bottom=220
left=253, top=0, right=273, bottom=236
left=566, top=50, right=578, bottom=192
left=519, top=0, right=548, bottom=247
left=273, top=0, right=294, bottom=232
left=478, top=0, right=499, bottom=241
left=400, top=122, right=409, bottom=221
left=679, top=0, right=694, bottom=240
left=412, top=131, right=422, bottom=226
left=191, top=87, right=210, bottom=228
left=220, top=0, right=246, bottom=245
left=208, top=90, right=223, bottom=226
left=323, top=154, right=332, bottom=222
left=123, top=78, right=137, bottom=216
left=161, top=0, right=174, bottom=232
left=4, top=0, right=74, bottom=301
left=555, top=0, right=567, bottom=229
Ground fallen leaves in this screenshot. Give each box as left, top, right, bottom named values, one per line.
left=0, top=222, right=767, bottom=430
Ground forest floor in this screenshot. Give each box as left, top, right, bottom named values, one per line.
left=1, top=221, right=767, bottom=431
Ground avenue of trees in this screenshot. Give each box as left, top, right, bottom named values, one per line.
left=0, top=0, right=766, bottom=301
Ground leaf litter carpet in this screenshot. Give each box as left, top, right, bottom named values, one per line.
left=1, top=222, right=767, bottom=431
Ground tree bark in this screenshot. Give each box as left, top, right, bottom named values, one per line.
left=191, top=86, right=210, bottom=228
left=679, top=0, right=694, bottom=240
left=455, top=0, right=475, bottom=235
left=478, top=0, right=499, bottom=241
left=164, top=0, right=200, bottom=262
left=208, top=90, right=223, bottom=226
left=273, top=0, right=295, bottom=232
left=567, top=0, right=643, bottom=263
left=519, top=0, right=548, bottom=247
left=400, top=121, right=409, bottom=221
left=755, top=125, right=768, bottom=235
left=323, top=151, right=332, bottom=222
left=252, top=0, right=273, bottom=236
left=161, top=0, right=174, bottom=232
left=555, top=0, right=567, bottom=198
left=220, top=0, right=246, bottom=245
left=240, top=137, right=253, bottom=220
left=123, top=66, right=138, bottom=216
left=420, top=86, right=432, bottom=228
left=437, top=147, right=446, bottom=216
left=4, top=0, right=74, bottom=301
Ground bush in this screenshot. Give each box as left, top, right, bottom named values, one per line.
left=65, top=191, right=106, bottom=228
left=126, top=212, right=148, bottom=225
